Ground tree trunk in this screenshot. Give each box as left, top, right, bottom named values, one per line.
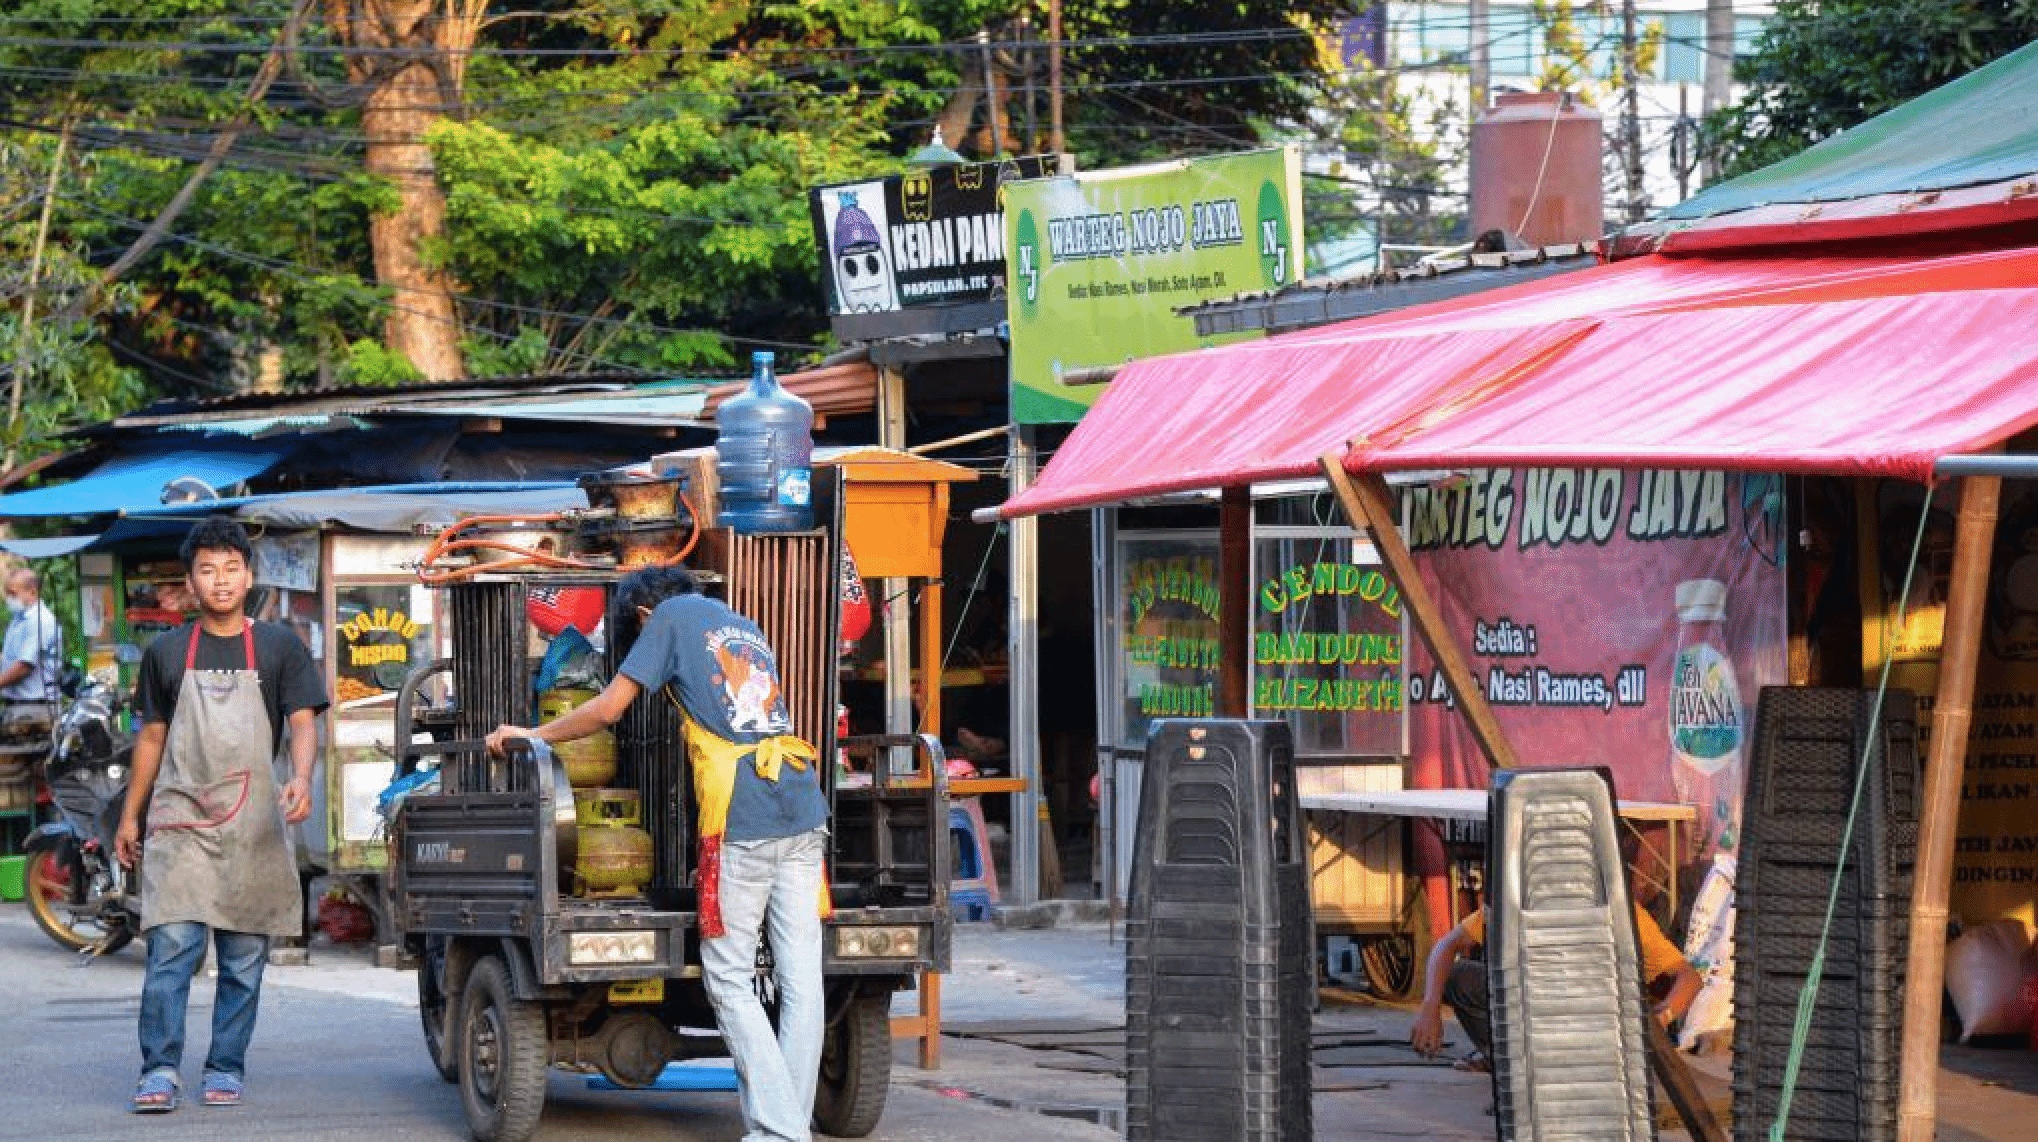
left=362, top=58, right=464, bottom=379
left=326, top=0, right=482, bottom=381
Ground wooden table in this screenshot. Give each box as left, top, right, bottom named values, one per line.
left=1299, top=788, right=1698, bottom=918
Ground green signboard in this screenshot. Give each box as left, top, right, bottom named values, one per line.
left=1004, top=147, right=1304, bottom=424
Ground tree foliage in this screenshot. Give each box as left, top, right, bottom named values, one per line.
left=1055, top=0, right=1351, bottom=166
left=1706, top=0, right=2038, bottom=180
left=0, top=0, right=1352, bottom=446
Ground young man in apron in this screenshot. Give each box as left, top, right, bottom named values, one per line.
left=487, top=566, right=830, bottom=1142
left=114, top=519, right=327, bottom=1112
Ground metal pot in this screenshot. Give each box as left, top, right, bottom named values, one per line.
left=464, top=524, right=573, bottom=564
left=579, top=470, right=684, bottom=521
left=578, top=518, right=687, bottom=570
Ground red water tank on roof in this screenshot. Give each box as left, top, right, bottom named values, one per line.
left=1470, top=90, right=1605, bottom=248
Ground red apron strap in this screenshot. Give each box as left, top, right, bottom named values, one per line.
left=183, top=622, right=259, bottom=672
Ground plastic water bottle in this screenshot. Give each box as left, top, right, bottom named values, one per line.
left=716, top=351, right=815, bottom=533
left=1668, top=577, right=1744, bottom=854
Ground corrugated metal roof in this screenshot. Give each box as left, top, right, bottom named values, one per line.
left=1176, top=245, right=1599, bottom=336
left=704, top=360, right=877, bottom=421
left=79, top=372, right=731, bottom=435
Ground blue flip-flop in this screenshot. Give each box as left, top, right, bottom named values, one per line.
left=201, top=1071, right=242, bottom=1107
left=133, top=1071, right=179, bottom=1113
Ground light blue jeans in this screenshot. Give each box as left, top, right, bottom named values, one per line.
left=139, top=923, right=271, bottom=1082
left=701, top=826, right=828, bottom=1142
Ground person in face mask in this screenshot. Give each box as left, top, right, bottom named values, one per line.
left=0, top=567, right=63, bottom=739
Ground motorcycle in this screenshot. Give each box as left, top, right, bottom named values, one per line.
left=22, top=672, right=141, bottom=958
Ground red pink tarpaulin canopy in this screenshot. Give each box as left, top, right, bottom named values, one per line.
left=993, top=244, right=2038, bottom=519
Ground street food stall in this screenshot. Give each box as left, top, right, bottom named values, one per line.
left=982, top=229, right=2038, bottom=1138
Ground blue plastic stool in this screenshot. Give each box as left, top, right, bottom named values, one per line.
left=949, top=800, right=996, bottom=922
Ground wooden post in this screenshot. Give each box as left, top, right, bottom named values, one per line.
left=1897, top=474, right=2001, bottom=1142
left=919, top=577, right=944, bottom=746
left=1648, top=1016, right=1728, bottom=1142
left=1219, top=486, right=1252, bottom=718
left=1318, top=454, right=1520, bottom=772
left=877, top=366, right=914, bottom=774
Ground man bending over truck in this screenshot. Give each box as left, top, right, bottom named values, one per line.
left=487, top=566, right=830, bottom=1142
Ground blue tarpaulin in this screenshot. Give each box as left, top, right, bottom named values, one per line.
left=0, top=441, right=291, bottom=518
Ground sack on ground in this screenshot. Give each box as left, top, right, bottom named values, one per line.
left=1945, top=917, right=2033, bottom=1042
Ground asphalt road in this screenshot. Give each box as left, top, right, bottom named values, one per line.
left=0, top=903, right=1117, bottom=1142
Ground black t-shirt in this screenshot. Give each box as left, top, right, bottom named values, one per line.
left=133, top=621, right=328, bottom=752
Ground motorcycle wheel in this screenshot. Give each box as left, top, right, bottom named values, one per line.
left=23, top=851, right=124, bottom=953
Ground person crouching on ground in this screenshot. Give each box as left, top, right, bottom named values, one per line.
left=487, top=566, right=830, bottom=1142
left=115, top=518, right=327, bottom=1112
left=1409, top=838, right=1702, bottom=1072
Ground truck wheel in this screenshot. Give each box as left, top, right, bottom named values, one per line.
left=419, top=938, right=459, bottom=1083
left=458, top=956, right=547, bottom=1142
left=812, top=994, right=889, bottom=1137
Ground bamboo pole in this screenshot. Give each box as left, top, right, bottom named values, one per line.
left=1896, top=474, right=2000, bottom=1142
left=1318, top=454, right=1520, bottom=771
left=1218, top=486, right=1252, bottom=718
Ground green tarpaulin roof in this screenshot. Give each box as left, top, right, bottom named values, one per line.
left=1665, top=39, right=2038, bottom=222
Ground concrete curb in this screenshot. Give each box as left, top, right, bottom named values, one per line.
left=991, top=899, right=1113, bottom=929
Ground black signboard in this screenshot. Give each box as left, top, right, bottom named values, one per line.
left=809, top=155, right=1056, bottom=331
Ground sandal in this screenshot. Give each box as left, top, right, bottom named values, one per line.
left=201, top=1071, right=243, bottom=1107
left=133, top=1071, right=180, bottom=1113
left=1453, top=1051, right=1492, bottom=1074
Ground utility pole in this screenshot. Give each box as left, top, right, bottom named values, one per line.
left=1620, top=0, right=1647, bottom=224
left=1048, top=0, right=1064, bottom=157
left=7, top=124, right=68, bottom=474
left=1702, top=0, right=1735, bottom=183
left=1468, top=0, right=1490, bottom=116
left=977, top=29, right=1004, bottom=157
left=1676, top=83, right=1692, bottom=202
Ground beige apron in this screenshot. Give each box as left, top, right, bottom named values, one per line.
left=138, top=624, right=300, bottom=938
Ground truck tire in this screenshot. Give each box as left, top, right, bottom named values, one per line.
left=458, top=956, right=547, bottom=1142
left=812, top=993, right=889, bottom=1137
left=419, top=937, right=459, bottom=1084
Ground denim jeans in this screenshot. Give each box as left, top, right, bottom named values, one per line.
left=138, top=923, right=271, bottom=1082
left=1444, top=958, right=1493, bottom=1059
left=700, top=826, right=827, bottom=1142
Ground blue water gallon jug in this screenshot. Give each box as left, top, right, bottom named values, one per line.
left=715, top=351, right=815, bottom=533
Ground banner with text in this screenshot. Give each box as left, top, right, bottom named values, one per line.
left=1864, top=479, right=2038, bottom=928
left=1401, top=468, right=1790, bottom=865
left=1004, top=147, right=1304, bottom=424
left=809, top=156, right=1056, bottom=324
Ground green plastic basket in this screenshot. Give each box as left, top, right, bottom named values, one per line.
left=0, top=854, right=26, bottom=902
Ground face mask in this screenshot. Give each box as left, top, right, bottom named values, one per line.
left=3, top=596, right=22, bottom=617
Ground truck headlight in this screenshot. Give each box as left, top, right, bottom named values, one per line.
left=835, top=925, right=919, bottom=958
left=569, top=930, right=658, bottom=965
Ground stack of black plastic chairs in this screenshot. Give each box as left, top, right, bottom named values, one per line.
left=1734, top=688, right=1920, bottom=1142
left=1126, top=719, right=1313, bottom=1142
